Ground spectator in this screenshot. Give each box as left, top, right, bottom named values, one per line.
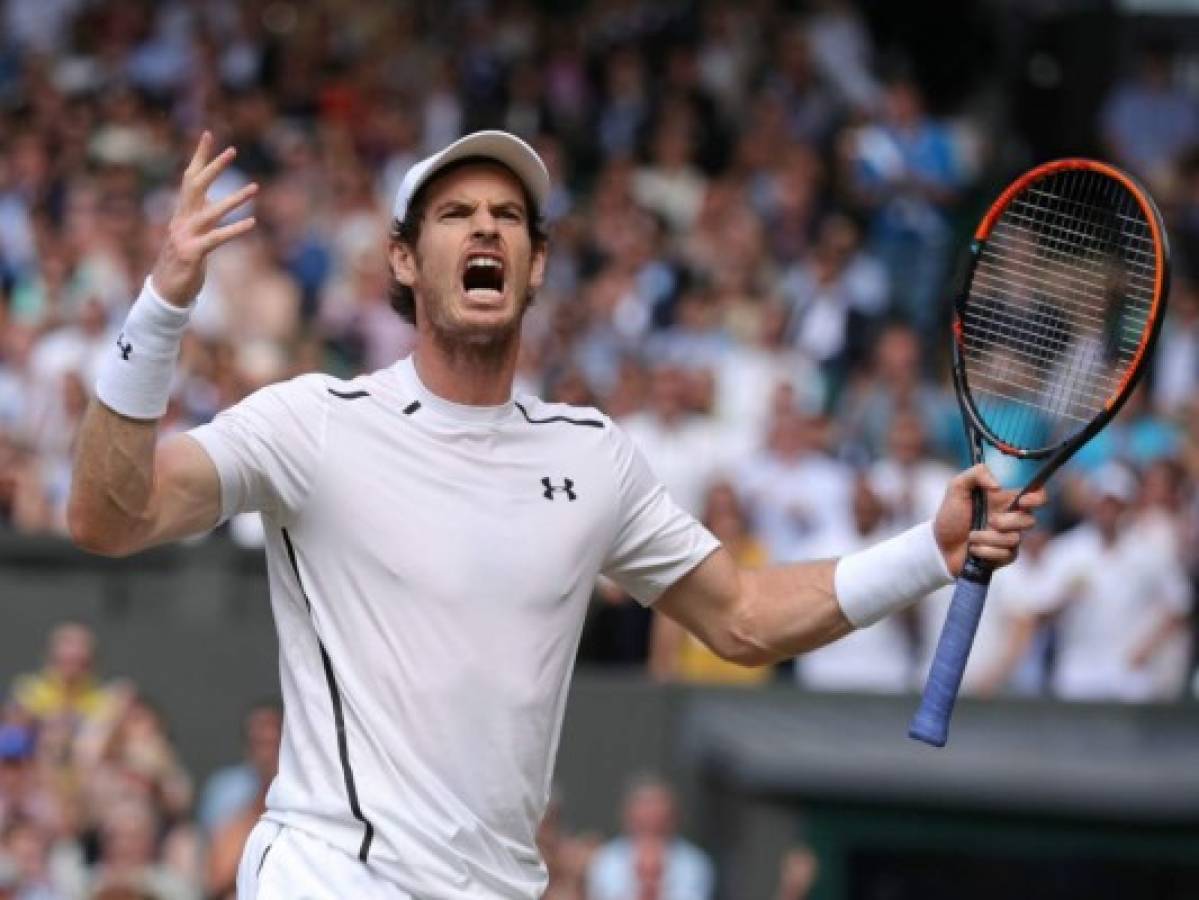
left=917, top=526, right=1056, bottom=698
left=538, top=793, right=600, bottom=900
left=87, top=797, right=197, bottom=900
left=796, top=475, right=914, bottom=692
left=780, top=212, right=887, bottom=390
left=1101, top=41, right=1199, bottom=190
left=10, top=624, right=114, bottom=739
left=736, top=406, right=854, bottom=563
left=0, top=817, right=72, bottom=900
left=1039, top=464, right=1193, bottom=702
left=75, top=687, right=194, bottom=831
left=587, top=776, right=713, bottom=900
left=633, top=112, right=709, bottom=234
left=649, top=481, right=771, bottom=685
left=1151, top=277, right=1198, bottom=418
left=0, top=727, right=60, bottom=838
left=620, top=364, right=733, bottom=517
left=203, top=705, right=281, bottom=900
left=840, top=322, right=959, bottom=462
left=196, top=701, right=282, bottom=836
left=869, top=410, right=955, bottom=527
left=844, top=74, right=963, bottom=339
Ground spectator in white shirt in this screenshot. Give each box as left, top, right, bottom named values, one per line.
left=620, top=364, right=734, bottom=517
left=797, top=474, right=914, bottom=692
left=917, top=527, right=1057, bottom=698
left=587, top=776, right=713, bottom=900
left=1040, top=464, right=1193, bottom=702
left=735, top=406, right=854, bottom=563
left=869, top=410, right=955, bottom=527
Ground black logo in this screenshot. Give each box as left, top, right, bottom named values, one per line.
left=541, top=477, right=576, bottom=501
left=117, top=333, right=132, bottom=360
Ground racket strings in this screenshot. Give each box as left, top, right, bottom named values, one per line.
left=962, top=168, right=1156, bottom=451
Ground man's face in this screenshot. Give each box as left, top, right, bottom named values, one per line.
left=391, top=162, right=546, bottom=347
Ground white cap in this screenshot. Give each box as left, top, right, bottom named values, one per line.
left=392, top=131, right=550, bottom=222
left=1090, top=462, right=1139, bottom=504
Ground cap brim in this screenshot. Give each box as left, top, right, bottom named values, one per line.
left=400, top=131, right=549, bottom=220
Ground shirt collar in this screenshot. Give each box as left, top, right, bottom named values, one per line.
left=393, top=355, right=515, bottom=425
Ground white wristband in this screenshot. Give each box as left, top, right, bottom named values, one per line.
left=834, top=521, right=953, bottom=628
left=95, top=277, right=192, bottom=420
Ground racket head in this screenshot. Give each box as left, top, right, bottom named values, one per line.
left=951, top=159, right=1170, bottom=462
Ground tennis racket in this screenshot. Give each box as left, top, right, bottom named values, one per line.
left=909, top=159, right=1170, bottom=747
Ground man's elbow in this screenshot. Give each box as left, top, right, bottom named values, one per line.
left=711, top=605, right=775, bottom=668
left=67, top=504, right=136, bottom=558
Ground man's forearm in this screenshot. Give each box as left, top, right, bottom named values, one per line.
left=734, top=559, right=852, bottom=664
left=68, top=401, right=159, bottom=553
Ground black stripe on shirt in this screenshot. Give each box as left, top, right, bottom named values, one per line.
left=402, top=400, right=421, bottom=415
left=515, top=401, right=603, bottom=429
left=280, top=528, right=376, bottom=862
left=328, top=388, right=371, bottom=400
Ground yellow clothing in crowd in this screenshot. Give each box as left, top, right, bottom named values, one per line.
left=12, top=672, right=114, bottom=725
left=673, top=537, right=772, bottom=686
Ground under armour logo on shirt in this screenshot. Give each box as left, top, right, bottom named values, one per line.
left=116, top=333, right=132, bottom=360
left=541, top=477, right=576, bottom=501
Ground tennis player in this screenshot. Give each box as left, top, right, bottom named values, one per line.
left=67, top=130, right=1042, bottom=898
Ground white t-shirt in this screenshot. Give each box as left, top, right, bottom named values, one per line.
left=619, top=412, right=738, bottom=517
left=186, top=356, right=719, bottom=898
left=1038, top=524, right=1192, bottom=702
left=735, top=452, right=854, bottom=564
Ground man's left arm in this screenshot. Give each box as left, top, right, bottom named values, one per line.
left=655, top=465, right=1044, bottom=667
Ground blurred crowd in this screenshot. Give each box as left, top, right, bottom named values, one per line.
left=0, top=622, right=276, bottom=899
left=0, top=0, right=1198, bottom=892
left=0, top=1, right=1195, bottom=686
left=1, top=624, right=809, bottom=900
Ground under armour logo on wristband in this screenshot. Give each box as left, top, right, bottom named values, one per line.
left=116, top=334, right=132, bottom=360
left=541, top=477, right=576, bottom=501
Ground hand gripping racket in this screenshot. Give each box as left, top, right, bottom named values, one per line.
left=909, top=159, right=1170, bottom=747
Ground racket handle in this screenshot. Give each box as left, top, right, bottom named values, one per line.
left=909, top=572, right=991, bottom=747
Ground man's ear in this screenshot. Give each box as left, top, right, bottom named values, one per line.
left=390, top=241, right=417, bottom=287
left=529, top=239, right=548, bottom=292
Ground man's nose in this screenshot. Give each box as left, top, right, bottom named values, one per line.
left=470, top=210, right=499, bottom=238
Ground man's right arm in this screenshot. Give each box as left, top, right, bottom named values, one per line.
left=67, top=132, right=257, bottom=557
left=68, top=409, right=220, bottom=556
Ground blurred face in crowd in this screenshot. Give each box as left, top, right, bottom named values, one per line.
left=703, top=482, right=749, bottom=545
left=1092, top=493, right=1129, bottom=539
left=648, top=366, right=688, bottom=424
left=884, top=79, right=925, bottom=129
left=4, top=820, right=49, bottom=883
left=875, top=327, right=921, bottom=389
left=47, top=623, right=95, bottom=685
left=392, top=162, right=546, bottom=350
left=622, top=783, right=677, bottom=841
left=1141, top=459, right=1183, bottom=510
left=813, top=215, right=859, bottom=282
left=887, top=411, right=927, bottom=465
left=100, top=800, right=157, bottom=867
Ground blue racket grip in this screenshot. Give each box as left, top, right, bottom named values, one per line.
left=909, top=574, right=991, bottom=747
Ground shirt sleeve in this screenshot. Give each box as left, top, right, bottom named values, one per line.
left=185, top=374, right=329, bottom=524
left=601, top=421, right=721, bottom=606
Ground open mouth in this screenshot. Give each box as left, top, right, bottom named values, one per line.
left=462, top=254, right=505, bottom=299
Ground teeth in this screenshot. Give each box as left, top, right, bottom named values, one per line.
left=466, top=257, right=502, bottom=269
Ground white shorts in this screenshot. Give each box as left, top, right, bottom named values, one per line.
left=237, top=819, right=413, bottom=899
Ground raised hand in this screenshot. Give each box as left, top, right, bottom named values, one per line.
left=150, top=131, right=258, bottom=307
